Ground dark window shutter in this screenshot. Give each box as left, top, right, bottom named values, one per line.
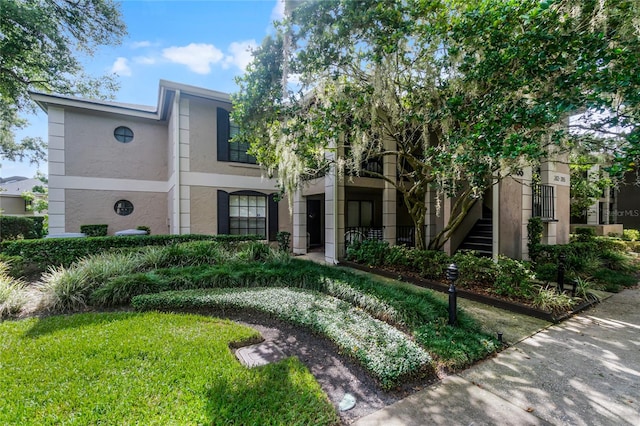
left=217, top=190, right=230, bottom=234
left=268, top=193, right=279, bottom=241
left=217, top=107, right=230, bottom=162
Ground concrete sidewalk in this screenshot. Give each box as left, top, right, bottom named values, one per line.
left=354, top=288, right=640, bottom=426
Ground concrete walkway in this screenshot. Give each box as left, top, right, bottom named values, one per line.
left=354, top=288, right=640, bottom=426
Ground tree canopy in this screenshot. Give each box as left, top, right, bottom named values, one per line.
left=0, top=0, right=127, bottom=165
left=234, top=0, right=640, bottom=249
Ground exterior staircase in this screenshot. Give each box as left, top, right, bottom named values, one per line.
left=457, top=216, right=493, bottom=257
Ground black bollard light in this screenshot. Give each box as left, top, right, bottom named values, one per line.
left=557, top=252, right=566, bottom=293
left=446, top=263, right=459, bottom=326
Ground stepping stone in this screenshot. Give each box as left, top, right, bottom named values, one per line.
left=235, top=341, right=287, bottom=367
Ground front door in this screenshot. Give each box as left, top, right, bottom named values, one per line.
left=307, top=199, right=322, bottom=247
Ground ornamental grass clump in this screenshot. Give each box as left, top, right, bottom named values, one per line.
left=0, top=262, right=28, bottom=319
left=132, top=287, right=433, bottom=389
left=38, top=251, right=142, bottom=312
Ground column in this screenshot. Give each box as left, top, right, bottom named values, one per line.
left=292, top=190, right=307, bottom=255
left=382, top=137, right=397, bottom=246
left=47, top=107, right=66, bottom=234
left=178, top=97, right=191, bottom=234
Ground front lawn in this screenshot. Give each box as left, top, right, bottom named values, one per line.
left=0, top=312, right=338, bottom=425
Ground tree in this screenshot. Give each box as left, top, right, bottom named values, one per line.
left=569, top=154, right=611, bottom=222
left=234, top=0, right=640, bottom=249
left=0, top=0, right=126, bottom=164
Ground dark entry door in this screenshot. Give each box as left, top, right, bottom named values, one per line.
left=307, top=199, right=322, bottom=247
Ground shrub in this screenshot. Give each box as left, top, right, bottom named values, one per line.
left=534, top=262, right=557, bottom=282
left=574, top=227, right=596, bottom=242
left=345, top=239, right=389, bottom=266
left=532, top=286, right=575, bottom=313
left=527, top=217, right=543, bottom=261
left=237, top=241, right=276, bottom=262
left=0, top=234, right=263, bottom=273
left=80, top=224, right=108, bottom=237
left=0, top=262, right=28, bottom=318
left=411, top=250, right=450, bottom=280
left=493, top=257, right=535, bottom=299
left=136, top=225, right=151, bottom=235
left=384, top=245, right=412, bottom=267
left=0, top=216, right=41, bottom=241
left=450, top=252, right=496, bottom=287
left=276, top=231, right=290, bottom=252
left=623, top=229, right=640, bottom=242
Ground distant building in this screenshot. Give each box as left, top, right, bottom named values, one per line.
left=0, top=176, right=46, bottom=217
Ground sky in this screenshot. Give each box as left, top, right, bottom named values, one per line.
left=3, top=0, right=286, bottom=179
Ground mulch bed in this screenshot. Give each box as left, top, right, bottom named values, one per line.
left=340, top=260, right=600, bottom=322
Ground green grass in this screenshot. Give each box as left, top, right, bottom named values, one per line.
left=35, top=241, right=500, bottom=378
left=0, top=312, right=338, bottom=425
left=132, top=287, right=433, bottom=389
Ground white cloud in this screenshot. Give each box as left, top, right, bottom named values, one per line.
left=271, top=0, right=286, bottom=21
left=134, top=56, right=156, bottom=65
left=162, top=43, right=224, bottom=74
left=110, top=57, right=132, bottom=76
left=224, top=40, right=257, bottom=72
left=130, top=40, right=153, bottom=49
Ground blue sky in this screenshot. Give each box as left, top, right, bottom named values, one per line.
left=4, top=0, right=285, bottom=179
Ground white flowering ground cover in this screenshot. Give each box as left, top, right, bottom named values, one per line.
left=132, top=287, right=432, bottom=389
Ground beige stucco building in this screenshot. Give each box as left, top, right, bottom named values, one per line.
left=0, top=177, right=46, bottom=217
left=292, top=152, right=570, bottom=264
left=33, top=80, right=290, bottom=240
left=33, top=80, right=570, bottom=261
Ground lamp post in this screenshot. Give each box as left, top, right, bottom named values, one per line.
left=446, top=263, right=459, bottom=326
left=557, top=252, right=566, bottom=293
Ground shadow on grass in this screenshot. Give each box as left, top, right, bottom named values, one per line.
left=205, top=357, right=339, bottom=426
left=23, top=311, right=143, bottom=338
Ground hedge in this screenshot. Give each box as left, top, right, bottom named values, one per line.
left=80, top=224, right=108, bottom=237
left=0, top=216, right=45, bottom=241
left=0, top=234, right=264, bottom=272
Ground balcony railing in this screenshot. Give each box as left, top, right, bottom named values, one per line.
left=344, top=227, right=384, bottom=247
left=396, top=226, right=415, bottom=247
left=532, top=184, right=555, bottom=221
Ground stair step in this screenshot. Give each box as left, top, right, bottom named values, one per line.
left=459, top=242, right=493, bottom=251
left=465, top=235, right=492, bottom=243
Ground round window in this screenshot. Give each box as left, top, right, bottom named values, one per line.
left=114, top=200, right=134, bottom=216
left=114, top=126, right=134, bottom=143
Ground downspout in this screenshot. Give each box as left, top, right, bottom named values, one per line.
left=173, top=90, right=181, bottom=234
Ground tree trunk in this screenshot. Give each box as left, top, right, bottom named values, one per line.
left=428, top=189, right=478, bottom=251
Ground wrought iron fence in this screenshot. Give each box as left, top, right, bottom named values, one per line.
left=344, top=227, right=384, bottom=247
left=532, top=184, right=555, bottom=220
left=396, top=226, right=415, bottom=247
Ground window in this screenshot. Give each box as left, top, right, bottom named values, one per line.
left=229, top=194, right=266, bottom=236
left=347, top=200, right=373, bottom=227
left=229, top=122, right=256, bottom=164
left=114, top=126, right=134, bottom=143
left=114, top=199, right=134, bottom=216
left=216, top=107, right=256, bottom=164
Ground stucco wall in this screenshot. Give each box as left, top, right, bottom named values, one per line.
left=64, top=109, right=168, bottom=180
left=0, top=196, right=31, bottom=216
left=190, top=186, right=217, bottom=235
left=65, top=189, right=168, bottom=235
left=498, top=176, right=524, bottom=258
left=187, top=95, right=264, bottom=178
left=555, top=185, right=571, bottom=244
